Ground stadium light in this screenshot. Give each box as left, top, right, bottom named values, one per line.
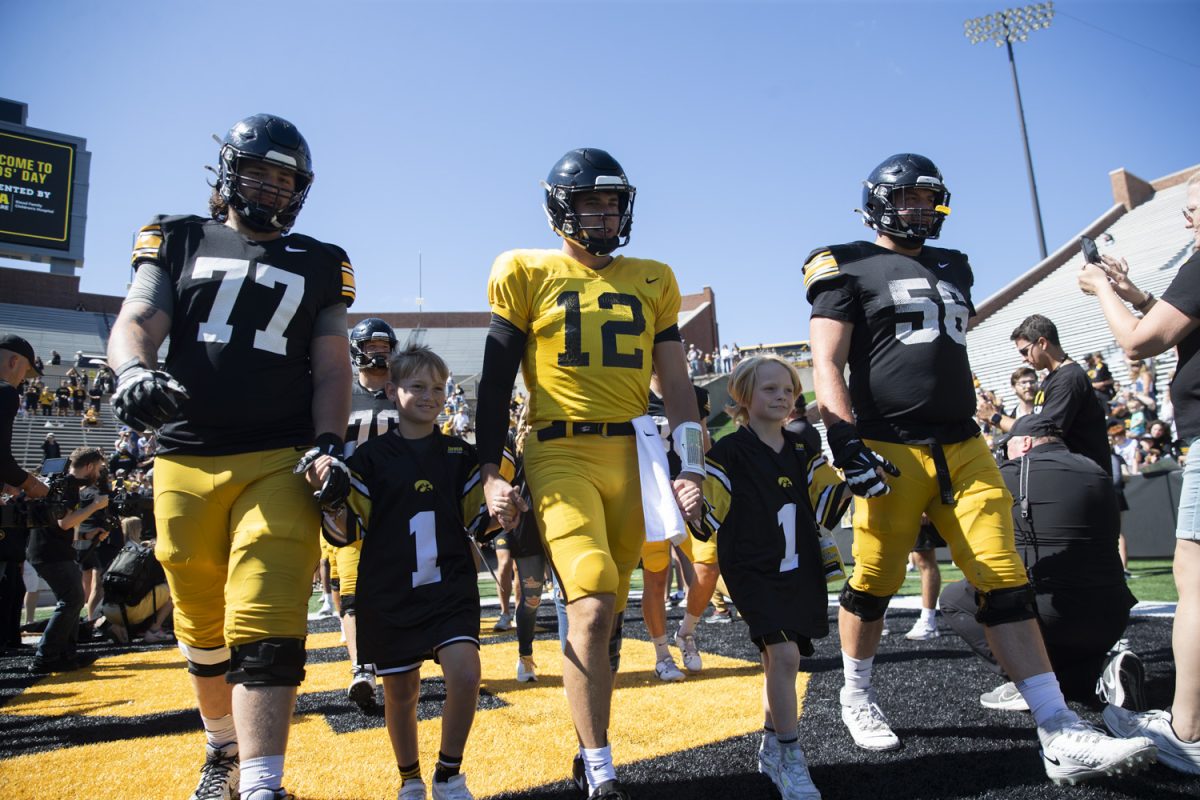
left=965, top=2, right=1054, bottom=260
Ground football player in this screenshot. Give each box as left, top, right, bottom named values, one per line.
left=107, top=113, right=355, bottom=800
left=805, top=153, right=1155, bottom=784
left=475, top=148, right=703, bottom=800
left=338, top=317, right=401, bottom=711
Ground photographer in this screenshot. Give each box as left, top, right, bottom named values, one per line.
left=26, top=446, right=110, bottom=673
left=2, top=335, right=48, bottom=658
left=77, top=466, right=124, bottom=631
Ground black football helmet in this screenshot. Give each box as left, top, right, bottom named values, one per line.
left=542, top=148, right=636, bottom=256
left=860, top=154, right=951, bottom=245
left=215, top=114, right=314, bottom=234
left=350, top=318, right=397, bottom=369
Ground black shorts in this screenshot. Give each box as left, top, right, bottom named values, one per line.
left=752, top=629, right=814, bottom=656
left=913, top=522, right=946, bottom=552
left=373, top=626, right=481, bottom=675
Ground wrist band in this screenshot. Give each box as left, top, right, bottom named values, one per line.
left=1134, top=291, right=1155, bottom=312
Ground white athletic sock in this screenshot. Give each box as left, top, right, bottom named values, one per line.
left=200, top=713, right=237, bottom=750
left=652, top=635, right=671, bottom=661
left=919, top=608, right=936, bottom=624
left=1016, top=672, right=1075, bottom=731
left=679, top=612, right=700, bottom=637
left=240, top=755, right=285, bottom=797
left=321, top=591, right=333, bottom=606
left=841, top=652, right=874, bottom=699
left=581, top=745, right=616, bottom=790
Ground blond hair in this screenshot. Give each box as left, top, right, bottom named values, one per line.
left=388, top=345, right=450, bottom=386
left=725, top=355, right=801, bottom=427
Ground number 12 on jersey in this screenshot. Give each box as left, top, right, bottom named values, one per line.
left=555, top=290, right=646, bottom=369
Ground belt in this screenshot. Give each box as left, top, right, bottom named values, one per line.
left=536, top=420, right=636, bottom=441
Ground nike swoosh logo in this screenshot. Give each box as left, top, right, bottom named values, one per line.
left=646, top=277, right=659, bottom=284
left=285, top=245, right=305, bottom=253
left=1044, top=754, right=1061, bottom=766
left=937, top=262, right=950, bottom=269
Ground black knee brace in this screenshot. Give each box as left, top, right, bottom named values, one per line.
left=975, top=584, right=1037, bottom=627
left=839, top=583, right=891, bottom=622
left=608, top=611, right=625, bottom=673
left=228, top=637, right=307, bottom=687
left=340, top=593, right=356, bottom=616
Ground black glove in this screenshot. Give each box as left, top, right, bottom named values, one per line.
left=111, top=360, right=190, bottom=431
left=826, top=421, right=900, bottom=499
left=294, top=433, right=350, bottom=510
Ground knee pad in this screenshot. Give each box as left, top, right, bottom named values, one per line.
left=975, top=584, right=1037, bottom=627
left=608, top=611, right=624, bottom=673
left=572, top=551, right=619, bottom=597
left=178, top=642, right=231, bottom=678
left=228, top=637, right=307, bottom=687
left=838, top=583, right=891, bottom=622
left=339, top=593, right=356, bottom=616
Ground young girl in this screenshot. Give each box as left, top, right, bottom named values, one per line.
left=694, top=355, right=849, bottom=800
left=309, top=345, right=513, bottom=800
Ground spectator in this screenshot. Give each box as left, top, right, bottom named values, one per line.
left=1086, top=352, right=1117, bottom=406
left=1109, top=418, right=1138, bottom=475
left=88, top=381, right=102, bottom=413
left=49, top=350, right=61, bottom=366
left=71, top=383, right=86, bottom=417
left=24, top=380, right=40, bottom=416
left=74, top=350, right=86, bottom=369
left=1127, top=396, right=1151, bottom=438
left=33, top=356, right=44, bottom=374
left=38, top=385, right=54, bottom=417
left=1076, top=170, right=1200, bottom=773
left=41, top=434, right=61, bottom=464
left=720, top=344, right=732, bottom=373
left=1148, top=420, right=1179, bottom=460
left=81, top=407, right=100, bottom=428
left=55, top=380, right=71, bottom=417
left=1129, top=359, right=1156, bottom=403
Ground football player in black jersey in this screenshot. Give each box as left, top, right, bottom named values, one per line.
left=805, top=154, right=1154, bottom=784
left=107, top=114, right=356, bottom=800
left=335, top=317, right=401, bottom=711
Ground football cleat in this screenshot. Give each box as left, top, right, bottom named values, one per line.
left=1096, top=650, right=1146, bottom=711
left=587, top=780, right=630, bottom=800
left=654, top=654, right=686, bottom=682
left=840, top=688, right=900, bottom=751
left=1104, top=705, right=1200, bottom=775
left=189, top=744, right=239, bottom=800
left=980, top=681, right=1029, bottom=712
left=1040, top=712, right=1156, bottom=785
left=571, top=754, right=587, bottom=795
left=674, top=631, right=702, bottom=672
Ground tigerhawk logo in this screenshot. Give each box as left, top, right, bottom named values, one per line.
left=414, top=480, right=434, bottom=492
left=778, top=476, right=793, bottom=488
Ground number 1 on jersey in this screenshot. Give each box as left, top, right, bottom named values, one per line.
left=410, top=510, right=441, bottom=588
left=777, top=502, right=798, bottom=572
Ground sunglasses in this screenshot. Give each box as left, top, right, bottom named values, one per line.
left=1018, top=342, right=1037, bottom=358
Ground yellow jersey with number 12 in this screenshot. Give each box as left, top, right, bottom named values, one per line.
left=488, top=249, right=681, bottom=425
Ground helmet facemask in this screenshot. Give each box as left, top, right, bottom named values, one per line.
left=544, top=182, right=636, bottom=257
left=864, top=181, right=951, bottom=246
left=218, top=147, right=312, bottom=234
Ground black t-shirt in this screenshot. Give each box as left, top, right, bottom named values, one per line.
left=131, top=215, right=355, bottom=455
left=805, top=241, right=978, bottom=444
left=1086, top=361, right=1115, bottom=405
left=1162, top=250, right=1200, bottom=441
left=0, top=381, right=27, bottom=488
left=1000, top=442, right=1133, bottom=601
left=1033, top=361, right=1112, bottom=475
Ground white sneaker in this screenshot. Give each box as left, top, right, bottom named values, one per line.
left=674, top=631, right=702, bottom=672
left=516, top=655, right=537, bottom=683
left=654, top=654, right=686, bottom=682
left=904, top=617, right=939, bottom=641
left=777, top=744, right=822, bottom=800
left=317, top=598, right=336, bottom=618
left=1104, top=705, right=1200, bottom=775
left=757, top=734, right=780, bottom=789
left=190, top=744, right=239, bottom=800
left=348, top=664, right=377, bottom=710
left=1040, top=712, right=1156, bottom=784
left=431, top=773, right=474, bottom=800
left=398, top=779, right=427, bottom=799
left=493, top=611, right=513, bottom=632
left=980, top=681, right=1029, bottom=712
left=1095, top=650, right=1146, bottom=711
left=840, top=688, right=900, bottom=751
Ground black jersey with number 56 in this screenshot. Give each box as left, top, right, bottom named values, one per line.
left=131, top=214, right=356, bottom=455
left=804, top=240, right=978, bottom=445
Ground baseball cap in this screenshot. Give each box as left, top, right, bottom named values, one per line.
left=999, top=413, right=1061, bottom=447
left=0, top=334, right=42, bottom=376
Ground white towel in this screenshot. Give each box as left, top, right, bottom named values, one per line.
left=632, top=415, right=688, bottom=546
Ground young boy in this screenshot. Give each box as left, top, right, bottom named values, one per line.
left=306, top=345, right=512, bottom=800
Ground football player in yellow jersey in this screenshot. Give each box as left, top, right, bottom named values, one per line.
left=476, top=148, right=703, bottom=800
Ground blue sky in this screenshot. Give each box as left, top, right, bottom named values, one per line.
left=3, top=0, right=1197, bottom=346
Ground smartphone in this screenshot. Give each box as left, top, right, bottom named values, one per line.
left=1081, top=235, right=1101, bottom=264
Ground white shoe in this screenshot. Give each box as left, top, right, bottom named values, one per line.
left=1040, top=712, right=1156, bottom=784
left=1104, top=705, right=1200, bottom=775
left=190, top=744, right=239, bottom=800
left=904, top=617, right=939, bottom=641
left=654, top=654, right=686, bottom=682
left=516, top=655, right=537, bottom=683
left=493, top=611, right=513, bottom=632
left=1095, top=650, right=1146, bottom=711
left=348, top=664, right=377, bottom=710
left=674, top=631, right=702, bottom=672
left=397, top=779, right=427, bottom=799
left=840, top=688, right=900, bottom=751
left=980, top=681, right=1029, bottom=712
left=317, top=598, right=336, bottom=618
left=777, top=744, right=822, bottom=799
left=431, top=773, right=474, bottom=800
left=757, top=734, right=780, bottom=789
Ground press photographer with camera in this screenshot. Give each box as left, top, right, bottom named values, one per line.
left=26, top=446, right=111, bottom=673
left=2, top=335, right=49, bottom=658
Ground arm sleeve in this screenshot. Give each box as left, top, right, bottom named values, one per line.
left=805, top=449, right=850, bottom=530
left=123, top=260, right=176, bottom=318
left=0, top=385, right=28, bottom=487
left=652, top=268, right=682, bottom=336
left=475, top=314, right=527, bottom=468
left=313, top=303, right=349, bottom=339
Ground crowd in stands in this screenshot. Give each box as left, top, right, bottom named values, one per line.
left=14, top=363, right=115, bottom=422
left=685, top=342, right=741, bottom=378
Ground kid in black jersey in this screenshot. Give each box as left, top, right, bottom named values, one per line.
left=694, top=355, right=849, bottom=799
left=309, top=345, right=513, bottom=800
